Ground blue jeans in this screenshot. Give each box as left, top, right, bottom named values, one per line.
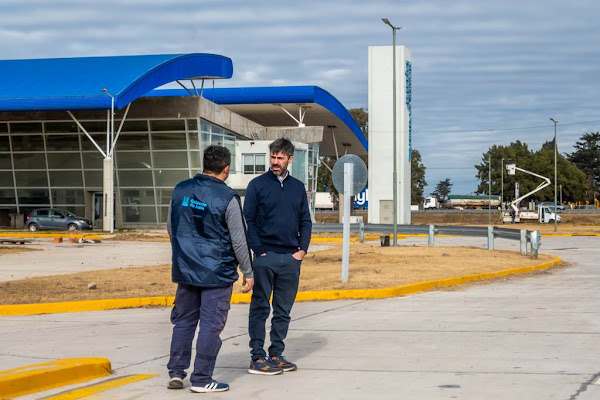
left=249, top=251, right=301, bottom=359
left=167, top=283, right=232, bottom=385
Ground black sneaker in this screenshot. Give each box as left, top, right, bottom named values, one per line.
left=269, top=356, right=297, bottom=372
left=248, top=357, right=283, bottom=375
left=167, top=377, right=184, bottom=389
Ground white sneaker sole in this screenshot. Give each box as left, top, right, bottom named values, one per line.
left=247, top=368, right=283, bottom=376
left=190, top=386, right=229, bottom=393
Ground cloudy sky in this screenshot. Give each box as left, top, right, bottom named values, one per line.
left=2, top=0, right=599, bottom=194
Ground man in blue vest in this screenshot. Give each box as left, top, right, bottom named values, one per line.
left=167, top=145, right=253, bottom=393
left=244, top=138, right=312, bottom=375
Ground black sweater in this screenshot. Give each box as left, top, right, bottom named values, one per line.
left=243, top=170, right=312, bottom=255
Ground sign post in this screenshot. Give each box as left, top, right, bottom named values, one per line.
left=332, top=154, right=368, bottom=283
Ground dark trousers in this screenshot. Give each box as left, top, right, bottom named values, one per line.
left=167, top=283, right=233, bottom=385
left=249, top=251, right=301, bottom=359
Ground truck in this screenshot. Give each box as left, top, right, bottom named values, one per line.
left=445, top=194, right=501, bottom=210
left=501, top=162, right=560, bottom=224
left=423, top=196, right=439, bottom=209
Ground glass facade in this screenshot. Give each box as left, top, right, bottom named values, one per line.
left=0, top=118, right=238, bottom=225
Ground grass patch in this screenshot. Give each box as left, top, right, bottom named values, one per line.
left=0, top=244, right=554, bottom=305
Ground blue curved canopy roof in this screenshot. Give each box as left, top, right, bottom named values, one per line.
left=151, top=85, right=367, bottom=151
left=0, top=53, right=233, bottom=112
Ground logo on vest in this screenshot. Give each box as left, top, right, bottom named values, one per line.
left=182, top=196, right=207, bottom=211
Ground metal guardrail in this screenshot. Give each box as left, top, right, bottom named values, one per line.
left=312, top=223, right=541, bottom=258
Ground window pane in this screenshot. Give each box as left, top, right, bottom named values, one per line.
left=119, top=170, right=153, bottom=186
left=11, top=135, right=44, bottom=151
left=61, top=206, right=85, bottom=217
left=47, top=153, right=82, bottom=169
left=36, top=209, right=49, bottom=217
left=122, top=120, right=148, bottom=132
left=188, top=131, right=199, bottom=149
left=189, top=151, right=202, bottom=169
left=255, top=154, right=265, bottom=172
left=0, top=154, right=11, bottom=169
left=0, top=136, right=10, bottom=151
left=80, top=121, right=106, bottom=133
left=50, top=171, right=83, bottom=187
left=201, top=132, right=210, bottom=149
left=81, top=135, right=106, bottom=151
left=122, top=206, right=156, bottom=223
left=45, top=122, right=78, bottom=133
left=153, top=151, right=188, bottom=168
left=84, top=171, right=102, bottom=187
left=187, top=119, right=198, bottom=131
left=0, top=123, right=7, bottom=133
left=0, top=189, right=16, bottom=203
left=115, top=151, right=151, bottom=169
left=10, top=122, right=42, bottom=133
left=46, top=135, right=80, bottom=151
left=13, top=153, right=46, bottom=169
left=82, top=152, right=104, bottom=169
left=0, top=172, right=14, bottom=187
left=156, top=188, right=173, bottom=206
left=115, top=133, right=149, bottom=150
left=292, top=149, right=307, bottom=183
left=158, top=206, right=170, bottom=223
left=18, top=189, right=50, bottom=204
left=151, top=119, right=185, bottom=131
left=151, top=132, right=187, bottom=150
left=16, top=171, right=48, bottom=187
left=121, top=189, right=155, bottom=205
left=52, top=189, right=84, bottom=204
left=154, top=170, right=188, bottom=187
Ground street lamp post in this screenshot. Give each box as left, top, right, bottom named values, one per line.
left=550, top=118, right=558, bottom=232
left=501, top=158, right=504, bottom=210
left=382, top=17, right=402, bottom=246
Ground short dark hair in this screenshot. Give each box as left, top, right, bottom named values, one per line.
left=269, top=137, right=294, bottom=156
left=203, top=145, right=231, bottom=173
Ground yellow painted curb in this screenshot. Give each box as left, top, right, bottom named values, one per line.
left=0, top=232, right=107, bottom=240
left=0, top=257, right=562, bottom=316
left=543, top=233, right=600, bottom=237
left=41, top=373, right=157, bottom=400
left=0, top=358, right=111, bottom=398
left=0, top=296, right=175, bottom=317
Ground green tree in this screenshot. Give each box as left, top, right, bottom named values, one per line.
left=567, top=132, right=600, bottom=197
left=475, top=140, right=589, bottom=203
left=349, top=108, right=368, bottom=137
left=411, top=149, right=427, bottom=204
left=432, top=178, right=452, bottom=201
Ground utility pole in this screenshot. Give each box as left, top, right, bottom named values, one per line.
left=501, top=157, right=504, bottom=210
left=382, top=18, right=402, bottom=246
left=550, top=118, right=558, bottom=232
left=488, top=154, right=492, bottom=225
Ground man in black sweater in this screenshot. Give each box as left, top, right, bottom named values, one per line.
left=244, top=138, right=312, bottom=375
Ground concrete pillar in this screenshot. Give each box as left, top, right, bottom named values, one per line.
left=368, top=45, right=412, bottom=224
left=103, top=158, right=114, bottom=233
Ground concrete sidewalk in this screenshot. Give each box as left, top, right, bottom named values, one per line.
left=1, top=236, right=599, bottom=399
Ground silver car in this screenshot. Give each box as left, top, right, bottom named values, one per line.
left=26, top=208, right=93, bottom=232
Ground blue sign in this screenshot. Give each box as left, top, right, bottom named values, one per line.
left=405, top=60, right=413, bottom=161
left=353, top=188, right=368, bottom=209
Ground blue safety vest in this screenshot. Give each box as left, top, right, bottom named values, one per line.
left=170, top=174, right=238, bottom=287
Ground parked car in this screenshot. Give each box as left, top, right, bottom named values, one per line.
left=25, top=209, right=93, bottom=232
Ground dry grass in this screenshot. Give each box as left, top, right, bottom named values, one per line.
left=0, top=246, right=36, bottom=255
left=0, top=244, right=554, bottom=305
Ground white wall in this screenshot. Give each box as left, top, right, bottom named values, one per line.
left=367, top=45, right=412, bottom=224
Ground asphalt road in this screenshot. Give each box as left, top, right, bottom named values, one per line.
left=2, top=235, right=599, bottom=399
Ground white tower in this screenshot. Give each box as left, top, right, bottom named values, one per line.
left=368, top=45, right=412, bottom=224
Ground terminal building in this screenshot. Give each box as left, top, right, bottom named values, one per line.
left=0, top=53, right=367, bottom=229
